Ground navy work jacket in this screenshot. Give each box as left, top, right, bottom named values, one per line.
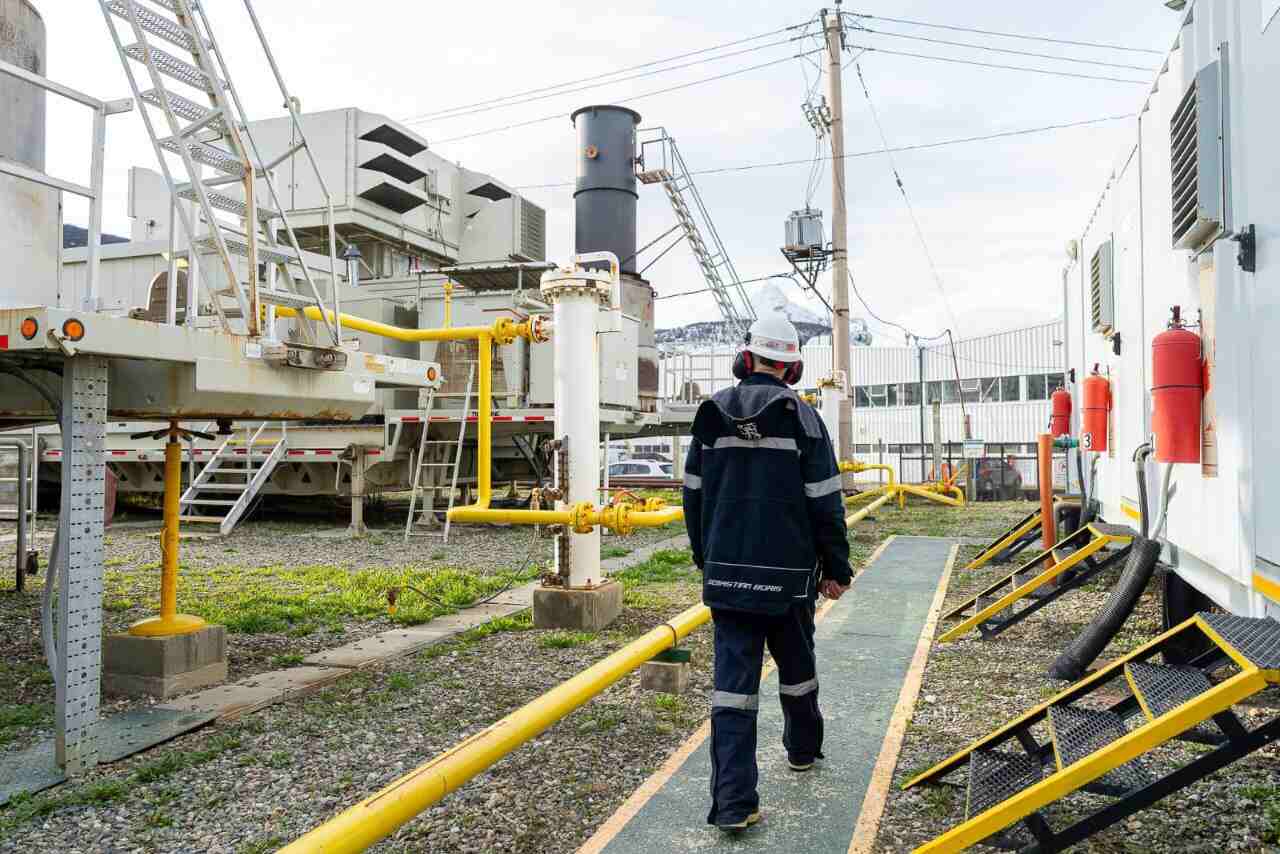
left=682, top=373, right=852, bottom=615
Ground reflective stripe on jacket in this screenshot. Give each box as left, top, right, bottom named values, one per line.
left=682, top=374, right=852, bottom=614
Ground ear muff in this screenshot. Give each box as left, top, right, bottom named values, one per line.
left=783, top=360, right=804, bottom=386
left=732, top=350, right=753, bottom=380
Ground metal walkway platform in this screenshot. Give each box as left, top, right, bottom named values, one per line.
left=584, top=536, right=957, bottom=854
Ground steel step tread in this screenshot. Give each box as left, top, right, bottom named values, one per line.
left=158, top=135, right=246, bottom=177
left=185, top=498, right=239, bottom=506
left=123, top=42, right=221, bottom=93
left=195, top=233, right=298, bottom=266
left=139, top=88, right=226, bottom=133
left=1048, top=705, right=1153, bottom=794
left=107, top=1, right=207, bottom=52
left=1088, top=522, right=1137, bottom=538
left=1200, top=614, right=1280, bottom=669
left=177, top=515, right=225, bottom=524
left=965, top=749, right=1043, bottom=820
left=190, top=484, right=248, bottom=492
left=1126, top=661, right=1213, bottom=720
left=177, top=186, right=277, bottom=220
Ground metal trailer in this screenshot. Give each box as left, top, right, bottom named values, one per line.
left=1064, top=0, right=1280, bottom=620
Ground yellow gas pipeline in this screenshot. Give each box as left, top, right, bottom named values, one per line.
left=280, top=603, right=711, bottom=854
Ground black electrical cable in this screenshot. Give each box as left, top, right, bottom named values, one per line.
left=513, top=114, right=1134, bottom=190
left=845, top=43, right=1151, bottom=86
left=639, top=232, right=690, bottom=276
left=622, top=224, right=684, bottom=270
left=844, top=12, right=1165, bottom=55
left=402, top=22, right=807, bottom=123
left=855, top=27, right=1158, bottom=72
left=433, top=48, right=824, bottom=145
left=405, top=36, right=805, bottom=126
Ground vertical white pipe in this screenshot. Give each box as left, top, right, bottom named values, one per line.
left=554, top=293, right=601, bottom=588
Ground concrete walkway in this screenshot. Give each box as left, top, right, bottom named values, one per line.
left=583, top=536, right=957, bottom=854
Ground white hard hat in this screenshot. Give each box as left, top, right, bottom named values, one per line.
left=745, top=314, right=801, bottom=363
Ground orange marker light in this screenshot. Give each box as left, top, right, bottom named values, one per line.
left=62, top=318, right=86, bottom=341
left=20, top=317, right=38, bottom=340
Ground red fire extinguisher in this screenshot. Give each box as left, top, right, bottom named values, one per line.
left=1049, top=386, right=1072, bottom=437
left=1151, top=305, right=1203, bottom=464
left=1081, top=366, right=1110, bottom=452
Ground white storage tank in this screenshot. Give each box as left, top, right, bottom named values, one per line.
left=0, top=0, right=59, bottom=309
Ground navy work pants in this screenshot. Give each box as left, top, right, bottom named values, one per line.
left=707, top=602, right=823, bottom=825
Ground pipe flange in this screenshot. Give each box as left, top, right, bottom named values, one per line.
left=529, top=315, right=552, bottom=343
left=540, top=268, right=612, bottom=302
left=601, top=503, right=634, bottom=536
left=570, top=501, right=597, bottom=534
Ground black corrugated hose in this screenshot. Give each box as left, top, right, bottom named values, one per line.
left=1048, top=536, right=1162, bottom=681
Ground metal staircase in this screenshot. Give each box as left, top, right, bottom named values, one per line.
left=908, top=613, right=1280, bottom=852
left=404, top=365, right=475, bottom=544
left=965, top=497, right=1085, bottom=573
left=179, top=422, right=286, bottom=535
left=98, top=0, right=340, bottom=345
left=939, top=523, right=1136, bottom=643
left=637, top=129, right=756, bottom=341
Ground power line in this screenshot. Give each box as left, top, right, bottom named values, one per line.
left=433, top=48, right=824, bottom=145
left=845, top=43, right=1152, bottom=85
left=401, top=22, right=804, bottom=123
left=403, top=36, right=804, bottom=126
left=846, top=12, right=1165, bottom=55
left=854, top=62, right=961, bottom=334
left=513, top=114, right=1134, bottom=189
left=855, top=26, right=1158, bottom=72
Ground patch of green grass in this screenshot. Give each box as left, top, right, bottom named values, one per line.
left=651, top=692, right=686, bottom=715
left=0, top=732, right=242, bottom=833
left=103, top=598, right=134, bottom=612
left=539, top=630, right=596, bottom=649
left=238, top=837, right=286, bottom=854
left=457, top=610, right=534, bottom=642
left=266, top=750, right=292, bottom=769
left=385, top=673, right=414, bottom=692
left=577, top=707, right=626, bottom=734
left=142, top=809, right=173, bottom=829
left=430, top=551, right=447, bottom=561
left=0, top=703, right=51, bottom=745
left=1242, top=785, right=1280, bottom=842
left=104, top=557, right=128, bottom=567
left=150, top=562, right=541, bottom=635
left=612, top=549, right=697, bottom=586
left=601, top=546, right=631, bottom=559
left=920, top=785, right=956, bottom=819
left=269, top=653, right=304, bottom=668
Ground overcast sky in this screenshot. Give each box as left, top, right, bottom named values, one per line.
left=37, top=1, right=1178, bottom=343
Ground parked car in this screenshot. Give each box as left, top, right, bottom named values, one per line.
left=607, top=460, right=674, bottom=479
left=972, top=457, right=1023, bottom=501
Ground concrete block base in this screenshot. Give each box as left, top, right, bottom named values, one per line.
left=103, top=625, right=228, bottom=699
left=533, top=581, right=623, bottom=631
left=640, top=660, right=690, bottom=694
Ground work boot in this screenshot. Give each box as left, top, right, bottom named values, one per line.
left=716, top=810, right=761, bottom=832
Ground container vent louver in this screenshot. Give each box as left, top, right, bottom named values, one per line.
left=517, top=197, right=546, bottom=262
left=1170, top=60, right=1224, bottom=251
left=1090, top=239, right=1115, bottom=335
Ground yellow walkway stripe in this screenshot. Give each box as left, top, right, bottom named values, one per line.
left=848, top=543, right=959, bottom=853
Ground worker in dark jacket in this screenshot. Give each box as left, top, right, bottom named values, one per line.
left=682, top=314, right=852, bottom=832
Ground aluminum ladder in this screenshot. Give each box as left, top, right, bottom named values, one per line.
left=97, top=0, right=340, bottom=345
left=404, top=364, right=475, bottom=544
left=179, top=422, right=286, bottom=535
left=637, top=130, right=756, bottom=340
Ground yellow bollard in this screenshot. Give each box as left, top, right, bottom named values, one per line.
left=129, top=422, right=207, bottom=637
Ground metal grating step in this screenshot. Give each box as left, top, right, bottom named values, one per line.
left=158, top=136, right=246, bottom=177
left=140, top=88, right=225, bottom=133
left=177, top=187, right=276, bottom=220
left=192, top=484, right=248, bottom=492
left=1048, top=705, right=1152, bottom=795
left=124, top=43, right=220, bottom=93
left=1126, top=661, right=1212, bottom=719
left=1089, top=522, right=1137, bottom=538
left=1200, top=614, right=1280, bottom=669
left=107, top=1, right=206, bottom=52
left=966, top=749, right=1043, bottom=819
left=195, top=233, right=298, bottom=266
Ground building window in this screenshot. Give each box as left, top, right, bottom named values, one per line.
left=1002, top=376, right=1021, bottom=401
left=855, top=387, right=872, bottom=407
left=943, top=381, right=961, bottom=404
left=960, top=379, right=981, bottom=404
left=927, top=381, right=943, bottom=404
left=855, top=444, right=873, bottom=454
left=1027, top=374, right=1048, bottom=401
left=980, top=377, right=1001, bottom=402
left=1047, top=372, right=1065, bottom=393
left=885, top=384, right=898, bottom=406
left=901, top=382, right=921, bottom=406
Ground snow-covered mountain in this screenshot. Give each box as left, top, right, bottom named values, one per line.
left=656, top=281, right=832, bottom=352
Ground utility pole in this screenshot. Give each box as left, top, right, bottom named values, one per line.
left=823, top=3, right=853, bottom=471
left=916, top=338, right=926, bottom=483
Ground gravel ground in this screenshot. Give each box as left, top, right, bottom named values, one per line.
left=0, top=496, right=1033, bottom=853
left=872, top=536, right=1280, bottom=852
left=0, top=501, right=684, bottom=761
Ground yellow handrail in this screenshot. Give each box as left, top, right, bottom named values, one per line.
left=838, top=460, right=896, bottom=486
left=280, top=603, right=712, bottom=854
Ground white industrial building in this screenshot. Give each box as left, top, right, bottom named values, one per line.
left=642, top=320, right=1065, bottom=486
